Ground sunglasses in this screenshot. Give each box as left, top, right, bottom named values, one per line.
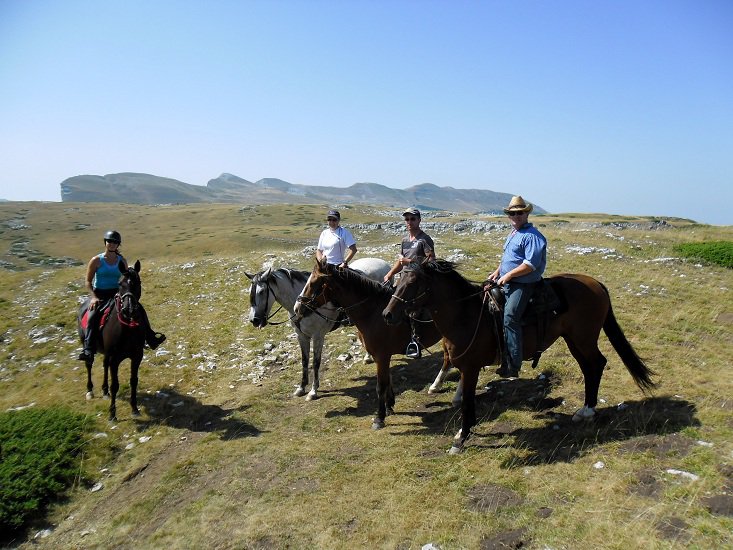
left=507, top=211, right=525, bottom=217
left=327, top=218, right=338, bottom=222
left=404, top=217, right=418, bottom=222
left=105, top=240, right=121, bottom=244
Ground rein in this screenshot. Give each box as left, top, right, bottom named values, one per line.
left=447, top=290, right=489, bottom=363
left=115, top=292, right=141, bottom=328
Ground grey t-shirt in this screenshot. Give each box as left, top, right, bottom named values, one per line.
left=401, top=230, right=434, bottom=270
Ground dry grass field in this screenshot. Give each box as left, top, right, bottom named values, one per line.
left=1, top=201, right=731, bottom=549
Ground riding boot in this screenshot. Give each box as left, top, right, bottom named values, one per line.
left=140, top=305, right=166, bottom=350
left=78, top=309, right=98, bottom=361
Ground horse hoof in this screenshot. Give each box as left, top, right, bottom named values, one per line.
left=364, top=355, right=374, bottom=364
left=428, top=385, right=440, bottom=394
left=371, top=418, right=385, bottom=430
left=305, top=392, right=317, bottom=401
left=572, top=406, right=596, bottom=422
left=451, top=399, right=462, bottom=408
left=86, top=391, right=94, bottom=401
left=449, top=444, right=464, bottom=455
left=293, top=387, right=306, bottom=397
left=131, top=409, right=141, bottom=417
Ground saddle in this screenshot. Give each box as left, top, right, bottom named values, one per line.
left=80, top=299, right=115, bottom=331
left=486, top=279, right=565, bottom=369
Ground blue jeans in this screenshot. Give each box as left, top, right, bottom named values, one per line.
left=503, top=282, right=534, bottom=371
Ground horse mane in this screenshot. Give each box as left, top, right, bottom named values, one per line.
left=275, top=268, right=310, bottom=286
left=422, top=259, right=482, bottom=295
left=326, top=264, right=393, bottom=298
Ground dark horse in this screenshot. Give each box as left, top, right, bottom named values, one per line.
left=382, top=260, right=656, bottom=453
left=293, top=258, right=451, bottom=429
left=77, top=260, right=146, bottom=421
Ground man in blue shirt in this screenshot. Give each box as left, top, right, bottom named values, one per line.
left=486, top=196, right=547, bottom=378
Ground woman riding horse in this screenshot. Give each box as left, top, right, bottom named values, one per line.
left=78, top=230, right=166, bottom=361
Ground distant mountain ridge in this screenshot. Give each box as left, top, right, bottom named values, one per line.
left=60, top=172, right=547, bottom=214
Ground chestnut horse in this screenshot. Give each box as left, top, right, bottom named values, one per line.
left=294, top=258, right=451, bottom=429
left=77, top=260, right=146, bottom=421
left=382, top=259, right=656, bottom=453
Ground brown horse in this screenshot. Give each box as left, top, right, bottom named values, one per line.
left=294, top=258, right=451, bottom=429
left=382, top=259, right=656, bottom=453
left=77, top=260, right=146, bottom=421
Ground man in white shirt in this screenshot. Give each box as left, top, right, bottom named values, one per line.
left=316, top=209, right=357, bottom=268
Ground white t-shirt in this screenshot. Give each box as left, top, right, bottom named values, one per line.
left=317, top=226, right=356, bottom=264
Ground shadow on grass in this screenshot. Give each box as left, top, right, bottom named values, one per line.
left=135, top=388, right=262, bottom=440
left=479, top=394, right=700, bottom=467
left=319, top=352, right=450, bottom=419
left=322, top=364, right=699, bottom=465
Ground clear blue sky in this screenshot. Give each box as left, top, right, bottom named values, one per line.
left=1, top=0, right=731, bottom=225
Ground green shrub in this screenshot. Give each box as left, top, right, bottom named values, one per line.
left=674, top=241, right=733, bottom=268
left=0, top=407, right=92, bottom=534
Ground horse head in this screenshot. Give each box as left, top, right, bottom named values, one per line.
left=294, top=258, right=333, bottom=320
left=246, top=267, right=274, bottom=328
left=118, top=260, right=142, bottom=322
left=382, top=259, right=434, bottom=325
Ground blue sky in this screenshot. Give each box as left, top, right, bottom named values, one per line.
left=1, top=0, right=731, bottom=225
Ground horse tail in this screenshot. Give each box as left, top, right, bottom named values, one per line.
left=600, top=284, right=656, bottom=393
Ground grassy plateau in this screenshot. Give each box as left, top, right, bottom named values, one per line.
left=0, top=202, right=731, bottom=549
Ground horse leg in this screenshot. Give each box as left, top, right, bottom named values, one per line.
left=565, top=338, right=607, bottom=422
left=450, top=366, right=479, bottom=454
left=307, top=333, right=325, bottom=401
left=428, top=364, right=451, bottom=394
left=102, top=358, right=110, bottom=398
left=293, top=334, right=310, bottom=397
left=359, top=332, right=374, bottom=364
left=85, top=360, right=94, bottom=400
left=371, top=355, right=392, bottom=430
left=108, top=358, right=119, bottom=422
left=129, top=356, right=142, bottom=417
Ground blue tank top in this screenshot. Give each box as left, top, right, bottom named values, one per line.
left=93, top=253, right=123, bottom=290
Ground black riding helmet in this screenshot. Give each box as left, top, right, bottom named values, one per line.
left=103, top=230, right=122, bottom=245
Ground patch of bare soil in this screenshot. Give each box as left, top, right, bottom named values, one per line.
left=617, top=433, right=694, bottom=458
left=701, top=494, right=733, bottom=517
left=716, top=312, right=733, bottom=324
left=479, top=527, right=529, bottom=549
left=629, top=468, right=664, bottom=498
left=654, top=516, right=692, bottom=544
left=467, top=483, right=524, bottom=513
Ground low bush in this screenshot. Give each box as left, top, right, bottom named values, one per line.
left=674, top=241, right=733, bottom=268
left=0, top=407, right=92, bottom=535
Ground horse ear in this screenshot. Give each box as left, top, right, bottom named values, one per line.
left=134, top=260, right=141, bottom=273
left=263, top=267, right=272, bottom=279
left=245, top=271, right=254, bottom=280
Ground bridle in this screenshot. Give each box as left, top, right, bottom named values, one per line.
left=296, top=270, right=373, bottom=323
left=389, top=269, right=492, bottom=362
left=116, top=273, right=141, bottom=327
left=251, top=277, right=288, bottom=325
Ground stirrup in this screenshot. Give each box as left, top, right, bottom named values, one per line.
left=405, top=341, right=421, bottom=359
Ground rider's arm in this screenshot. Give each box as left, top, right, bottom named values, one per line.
left=85, top=257, right=101, bottom=306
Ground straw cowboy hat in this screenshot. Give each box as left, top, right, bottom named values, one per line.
left=503, top=195, right=533, bottom=214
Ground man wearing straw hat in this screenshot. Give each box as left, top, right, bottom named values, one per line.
left=486, top=196, right=547, bottom=378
